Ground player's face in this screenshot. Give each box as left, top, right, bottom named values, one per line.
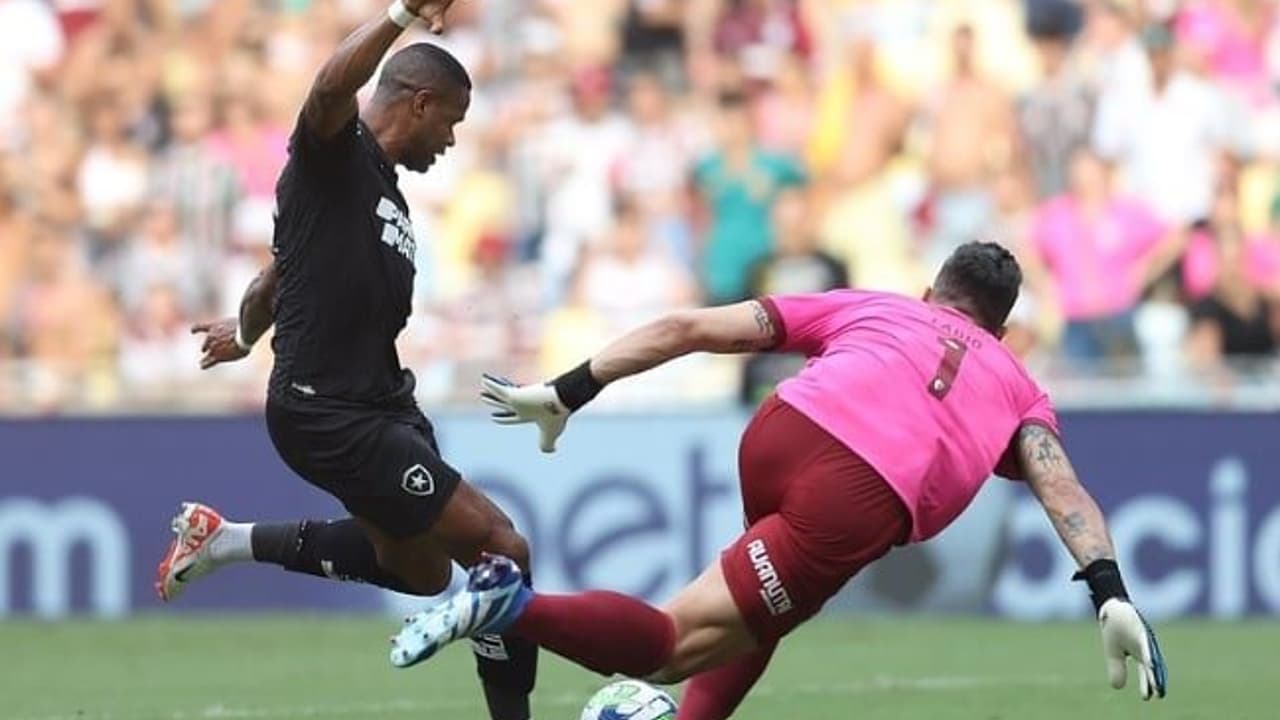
left=410, top=87, right=470, bottom=172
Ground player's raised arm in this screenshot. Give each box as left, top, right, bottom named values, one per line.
left=1015, top=423, right=1169, bottom=701
left=192, top=260, right=279, bottom=370
left=479, top=301, right=778, bottom=452
left=302, top=0, right=456, bottom=138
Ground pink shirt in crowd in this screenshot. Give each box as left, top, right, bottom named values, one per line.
left=1176, top=2, right=1271, bottom=106
left=763, top=290, right=1059, bottom=542
left=1031, top=196, right=1166, bottom=321
left=1181, top=230, right=1280, bottom=299
left=208, top=127, right=288, bottom=198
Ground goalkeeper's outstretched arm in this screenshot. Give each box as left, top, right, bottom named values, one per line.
left=1016, top=423, right=1115, bottom=568
left=586, top=300, right=778, bottom=385
left=1016, top=423, right=1168, bottom=701
left=478, top=301, right=778, bottom=452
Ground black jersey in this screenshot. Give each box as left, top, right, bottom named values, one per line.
left=268, top=115, right=418, bottom=406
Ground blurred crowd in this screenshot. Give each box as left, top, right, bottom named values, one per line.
left=2, top=0, right=1279, bottom=413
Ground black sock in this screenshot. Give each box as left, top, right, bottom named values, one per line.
left=250, top=519, right=421, bottom=595
left=474, top=574, right=538, bottom=720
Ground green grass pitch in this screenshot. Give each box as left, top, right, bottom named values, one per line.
left=1, top=615, right=1272, bottom=719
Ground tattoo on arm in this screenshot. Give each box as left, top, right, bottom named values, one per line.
left=1079, top=544, right=1113, bottom=566
left=730, top=301, right=777, bottom=353
left=1061, top=511, right=1087, bottom=538
left=1018, top=424, right=1116, bottom=568
left=1031, top=427, right=1066, bottom=471
left=752, top=301, right=774, bottom=340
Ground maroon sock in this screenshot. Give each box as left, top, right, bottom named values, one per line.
left=676, top=639, right=778, bottom=720
left=510, top=591, right=675, bottom=677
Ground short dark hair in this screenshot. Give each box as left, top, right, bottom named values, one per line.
left=932, top=242, right=1022, bottom=332
left=374, top=42, right=471, bottom=101
left=717, top=89, right=747, bottom=110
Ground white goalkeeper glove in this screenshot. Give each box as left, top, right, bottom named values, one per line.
left=1098, top=598, right=1167, bottom=700
left=480, top=375, right=570, bottom=453
left=1075, top=559, right=1168, bottom=701
left=480, top=361, right=605, bottom=453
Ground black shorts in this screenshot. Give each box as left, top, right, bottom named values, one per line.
left=265, top=394, right=462, bottom=538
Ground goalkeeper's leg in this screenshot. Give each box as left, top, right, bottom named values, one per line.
left=444, top=515, right=797, bottom=686
left=675, top=640, right=779, bottom=720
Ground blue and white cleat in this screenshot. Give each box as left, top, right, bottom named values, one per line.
left=389, top=554, right=531, bottom=669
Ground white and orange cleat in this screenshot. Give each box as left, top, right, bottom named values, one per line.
left=155, top=502, right=229, bottom=602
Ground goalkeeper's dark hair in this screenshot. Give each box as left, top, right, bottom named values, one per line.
left=932, top=241, right=1022, bottom=333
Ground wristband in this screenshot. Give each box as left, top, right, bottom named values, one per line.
left=387, top=0, right=415, bottom=29
left=551, top=360, right=605, bottom=412
left=1072, top=558, right=1130, bottom=612
left=234, top=325, right=254, bottom=353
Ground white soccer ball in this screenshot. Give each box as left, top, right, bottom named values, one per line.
left=579, top=679, right=679, bottom=720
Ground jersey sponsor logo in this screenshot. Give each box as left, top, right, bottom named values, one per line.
left=0, top=497, right=129, bottom=618
left=401, top=464, right=436, bottom=497
left=747, top=538, right=793, bottom=616
left=375, top=197, right=417, bottom=265
left=470, top=633, right=510, bottom=660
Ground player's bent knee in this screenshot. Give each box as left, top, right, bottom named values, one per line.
left=652, top=586, right=759, bottom=683
left=485, top=526, right=531, bottom=572
left=654, top=630, right=701, bottom=683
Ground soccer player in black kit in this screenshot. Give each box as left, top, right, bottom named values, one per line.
left=154, top=1, right=538, bottom=718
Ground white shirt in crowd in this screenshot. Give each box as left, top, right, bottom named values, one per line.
left=1093, top=71, right=1237, bottom=226
left=0, top=0, right=64, bottom=149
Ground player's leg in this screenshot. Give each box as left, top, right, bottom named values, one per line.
left=390, top=396, right=797, bottom=679
left=392, top=395, right=910, bottom=719
left=666, top=394, right=798, bottom=717
left=156, top=504, right=438, bottom=601
left=390, top=508, right=800, bottom=685
left=395, top=473, right=901, bottom=693
left=351, top=416, right=537, bottom=720
left=158, top=398, right=452, bottom=600
left=395, top=548, right=742, bottom=680
left=675, top=641, right=778, bottom=720
left=371, top=478, right=537, bottom=720
left=440, top=485, right=538, bottom=720
left=391, top=520, right=786, bottom=681
left=668, top=398, right=914, bottom=720
left=351, top=515, right=456, bottom=593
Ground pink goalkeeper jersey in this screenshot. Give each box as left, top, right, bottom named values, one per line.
left=762, top=290, right=1059, bottom=542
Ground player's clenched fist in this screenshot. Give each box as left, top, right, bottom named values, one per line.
left=400, top=0, right=459, bottom=33
left=191, top=318, right=250, bottom=370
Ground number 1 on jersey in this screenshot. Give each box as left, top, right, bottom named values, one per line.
left=929, top=336, right=968, bottom=399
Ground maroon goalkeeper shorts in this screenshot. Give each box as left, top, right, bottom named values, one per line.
left=721, top=394, right=911, bottom=642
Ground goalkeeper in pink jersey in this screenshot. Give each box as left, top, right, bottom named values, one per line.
left=389, top=242, right=1167, bottom=718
